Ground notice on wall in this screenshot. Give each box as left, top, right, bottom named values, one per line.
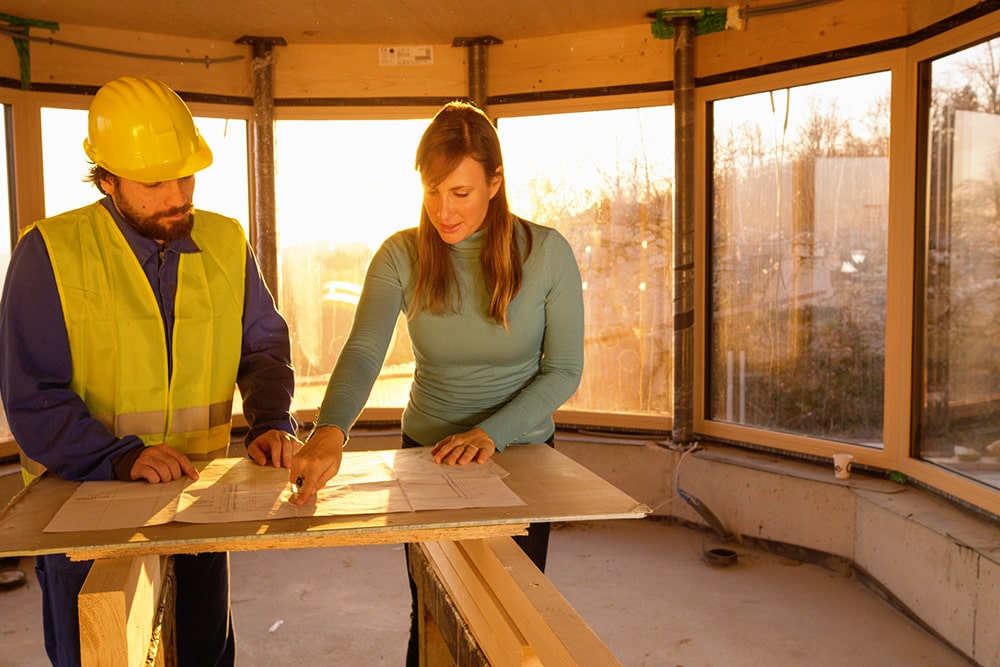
left=378, top=46, right=433, bottom=66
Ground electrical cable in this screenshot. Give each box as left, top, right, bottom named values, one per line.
left=0, top=25, right=243, bottom=66
left=649, top=442, right=741, bottom=564
left=742, top=0, right=843, bottom=19
left=673, top=442, right=736, bottom=544
left=645, top=441, right=697, bottom=512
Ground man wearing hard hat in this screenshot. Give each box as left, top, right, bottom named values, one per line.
left=0, top=76, right=299, bottom=666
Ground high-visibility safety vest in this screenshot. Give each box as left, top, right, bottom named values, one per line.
left=19, top=203, right=245, bottom=484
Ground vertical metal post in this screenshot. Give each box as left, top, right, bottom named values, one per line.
left=452, top=36, right=502, bottom=113
left=672, top=18, right=696, bottom=444
left=235, top=35, right=286, bottom=300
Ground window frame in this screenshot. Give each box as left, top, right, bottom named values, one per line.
left=695, top=53, right=906, bottom=467
left=693, top=15, right=1000, bottom=518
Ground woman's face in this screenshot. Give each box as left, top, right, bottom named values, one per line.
left=422, top=156, right=502, bottom=245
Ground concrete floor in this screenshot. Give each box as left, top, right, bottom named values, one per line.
left=0, top=518, right=972, bottom=667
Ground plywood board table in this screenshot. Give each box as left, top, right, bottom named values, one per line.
left=0, top=444, right=648, bottom=561
left=0, top=444, right=649, bottom=666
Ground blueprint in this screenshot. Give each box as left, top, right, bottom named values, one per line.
left=44, top=448, right=525, bottom=532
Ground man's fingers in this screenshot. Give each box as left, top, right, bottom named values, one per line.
left=279, top=436, right=299, bottom=468
left=131, top=445, right=198, bottom=483
left=249, top=431, right=301, bottom=469
left=274, top=432, right=300, bottom=469
left=141, top=456, right=179, bottom=482
left=247, top=442, right=269, bottom=466
left=178, top=456, right=199, bottom=480
left=161, top=445, right=198, bottom=480
left=134, top=466, right=160, bottom=484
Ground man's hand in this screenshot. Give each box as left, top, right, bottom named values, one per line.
left=130, top=444, right=199, bottom=483
left=431, top=427, right=496, bottom=465
left=247, top=429, right=302, bottom=468
left=288, top=425, right=345, bottom=506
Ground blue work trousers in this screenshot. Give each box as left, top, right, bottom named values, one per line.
left=35, top=551, right=235, bottom=666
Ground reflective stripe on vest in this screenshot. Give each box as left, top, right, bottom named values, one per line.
left=24, top=203, right=246, bottom=482
left=91, top=399, right=234, bottom=440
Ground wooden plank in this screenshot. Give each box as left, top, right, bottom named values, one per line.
left=0, top=444, right=648, bottom=561
left=68, top=523, right=530, bottom=563
left=79, top=555, right=164, bottom=667
left=409, top=543, right=491, bottom=667
left=461, top=538, right=623, bottom=667
left=423, top=541, right=539, bottom=667
left=417, top=538, right=623, bottom=667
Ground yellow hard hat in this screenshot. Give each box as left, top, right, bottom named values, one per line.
left=83, top=76, right=213, bottom=183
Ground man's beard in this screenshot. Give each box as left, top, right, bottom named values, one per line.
left=118, top=200, right=195, bottom=242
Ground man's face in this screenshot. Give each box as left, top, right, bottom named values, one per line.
left=102, top=174, right=196, bottom=243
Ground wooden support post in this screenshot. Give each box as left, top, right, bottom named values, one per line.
left=451, top=36, right=502, bottom=114
left=234, top=34, right=286, bottom=301
left=78, top=555, right=171, bottom=667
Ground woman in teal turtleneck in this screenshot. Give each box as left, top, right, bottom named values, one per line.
left=290, top=100, right=584, bottom=660
left=291, top=99, right=584, bottom=501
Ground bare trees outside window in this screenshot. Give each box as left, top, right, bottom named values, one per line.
left=500, top=108, right=675, bottom=417
left=922, top=36, right=1000, bottom=489
left=711, top=73, right=891, bottom=445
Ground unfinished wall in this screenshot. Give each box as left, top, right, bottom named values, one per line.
left=553, top=432, right=1000, bottom=667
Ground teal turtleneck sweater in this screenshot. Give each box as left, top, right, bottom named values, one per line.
left=315, top=219, right=584, bottom=450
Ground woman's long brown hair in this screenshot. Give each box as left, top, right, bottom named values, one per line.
left=410, top=101, right=532, bottom=329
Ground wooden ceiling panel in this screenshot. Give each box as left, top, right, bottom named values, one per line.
left=0, top=0, right=730, bottom=45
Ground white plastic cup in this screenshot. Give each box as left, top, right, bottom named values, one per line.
left=833, top=453, right=854, bottom=479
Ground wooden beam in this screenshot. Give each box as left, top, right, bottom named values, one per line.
left=78, top=555, right=165, bottom=667
left=423, top=540, right=539, bottom=666
left=462, top=537, right=621, bottom=666
left=415, top=537, right=622, bottom=667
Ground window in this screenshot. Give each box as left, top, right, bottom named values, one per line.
left=40, top=107, right=97, bottom=216
left=710, top=73, right=891, bottom=445
left=277, top=110, right=675, bottom=421
left=500, top=107, right=675, bottom=417
left=921, top=36, right=1000, bottom=488
left=274, top=118, right=429, bottom=413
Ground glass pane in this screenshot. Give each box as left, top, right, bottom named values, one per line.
left=921, top=36, right=1000, bottom=487
left=187, top=117, right=249, bottom=228
left=500, top=107, right=674, bottom=416
left=40, top=108, right=249, bottom=225
left=274, top=119, right=428, bottom=413
left=711, top=73, right=890, bottom=446
left=40, top=108, right=94, bottom=215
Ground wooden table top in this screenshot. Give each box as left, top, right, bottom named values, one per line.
left=0, top=444, right=649, bottom=561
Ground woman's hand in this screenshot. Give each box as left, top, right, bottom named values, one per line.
left=431, top=428, right=496, bottom=465
left=247, top=429, right=302, bottom=468
left=288, top=425, right=346, bottom=505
